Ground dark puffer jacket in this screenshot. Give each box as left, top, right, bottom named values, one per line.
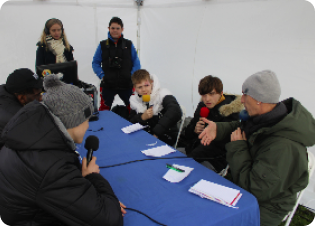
left=130, top=95, right=182, bottom=137
left=0, top=101, right=123, bottom=226
left=184, top=94, right=243, bottom=155
left=185, top=94, right=242, bottom=139
left=0, top=85, right=23, bottom=148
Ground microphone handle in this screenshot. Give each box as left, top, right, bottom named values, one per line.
left=200, top=115, right=208, bottom=128
left=86, top=149, right=93, bottom=166
left=146, top=103, right=150, bottom=109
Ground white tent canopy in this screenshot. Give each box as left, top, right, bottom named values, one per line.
left=1, top=0, right=315, bottom=216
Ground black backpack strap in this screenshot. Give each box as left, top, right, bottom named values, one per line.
left=106, top=39, right=110, bottom=48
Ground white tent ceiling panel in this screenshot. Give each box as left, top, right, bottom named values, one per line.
left=6, top=0, right=137, bottom=6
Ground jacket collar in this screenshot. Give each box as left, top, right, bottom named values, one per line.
left=0, top=85, right=22, bottom=106
left=108, top=32, right=123, bottom=43
left=2, top=100, right=76, bottom=152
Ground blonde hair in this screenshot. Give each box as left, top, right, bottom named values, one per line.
left=39, top=19, right=71, bottom=51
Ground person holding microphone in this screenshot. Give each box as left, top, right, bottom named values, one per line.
left=0, top=74, right=125, bottom=226
left=184, top=75, right=243, bottom=173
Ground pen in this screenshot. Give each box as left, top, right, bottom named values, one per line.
left=166, top=163, right=185, bottom=172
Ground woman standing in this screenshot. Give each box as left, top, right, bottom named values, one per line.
left=35, top=18, right=97, bottom=113
left=36, top=18, right=74, bottom=67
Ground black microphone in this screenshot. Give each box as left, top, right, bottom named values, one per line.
left=239, top=109, right=250, bottom=122
left=239, top=109, right=251, bottom=135
left=84, top=135, right=99, bottom=166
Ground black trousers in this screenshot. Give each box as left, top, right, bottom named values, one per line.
left=102, top=88, right=133, bottom=108
left=188, top=141, right=227, bottom=172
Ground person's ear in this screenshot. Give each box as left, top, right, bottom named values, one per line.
left=16, top=94, right=27, bottom=105
left=220, top=91, right=223, bottom=96
left=121, top=27, right=124, bottom=32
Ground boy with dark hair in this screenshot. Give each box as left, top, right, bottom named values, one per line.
left=109, top=16, right=123, bottom=27
left=129, top=69, right=182, bottom=145
left=92, top=16, right=141, bottom=112
left=0, top=74, right=124, bottom=226
left=185, top=75, right=243, bottom=172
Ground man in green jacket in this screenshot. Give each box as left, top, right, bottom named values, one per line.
left=199, top=70, right=315, bottom=226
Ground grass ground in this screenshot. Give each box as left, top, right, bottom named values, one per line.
left=279, top=205, right=314, bottom=226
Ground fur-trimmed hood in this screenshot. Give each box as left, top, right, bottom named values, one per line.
left=219, top=94, right=243, bottom=117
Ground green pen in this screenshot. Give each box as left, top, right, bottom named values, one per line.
left=166, top=163, right=185, bottom=172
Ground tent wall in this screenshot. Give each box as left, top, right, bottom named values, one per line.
left=0, top=1, right=138, bottom=92
left=1, top=0, right=315, bottom=213
left=140, top=1, right=315, bottom=116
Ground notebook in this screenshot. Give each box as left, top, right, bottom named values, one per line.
left=189, top=179, right=242, bottom=208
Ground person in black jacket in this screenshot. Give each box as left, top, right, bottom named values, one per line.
left=36, top=18, right=74, bottom=69
left=0, top=68, right=43, bottom=149
left=92, top=17, right=141, bottom=111
left=129, top=69, right=182, bottom=146
left=184, top=75, right=243, bottom=172
left=0, top=74, right=124, bottom=226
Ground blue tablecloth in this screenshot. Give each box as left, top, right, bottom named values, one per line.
left=77, top=111, right=260, bottom=226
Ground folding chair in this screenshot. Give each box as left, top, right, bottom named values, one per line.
left=283, top=151, right=315, bottom=226
left=218, top=164, right=230, bottom=177
left=174, top=105, right=186, bottom=149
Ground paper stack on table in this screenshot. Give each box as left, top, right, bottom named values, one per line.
left=141, top=145, right=176, bottom=157
left=122, top=123, right=148, bottom=134
left=189, top=179, right=242, bottom=208
left=163, top=164, right=194, bottom=183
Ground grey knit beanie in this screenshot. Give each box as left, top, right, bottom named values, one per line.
left=43, top=74, right=93, bottom=129
left=242, top=70, right=281, bottom=103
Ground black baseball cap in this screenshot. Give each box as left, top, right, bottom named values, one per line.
left=6, top=68, right=43, bottom=93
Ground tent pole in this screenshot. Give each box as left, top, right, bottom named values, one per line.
left=135, top=0, right=143, bottom=58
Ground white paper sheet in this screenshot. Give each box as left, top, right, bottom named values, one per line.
left=163, top=164, right=194, bottom=183
left=122, top=123, right=148, bottom=134
left=141, top=145, right=176, bottom=157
